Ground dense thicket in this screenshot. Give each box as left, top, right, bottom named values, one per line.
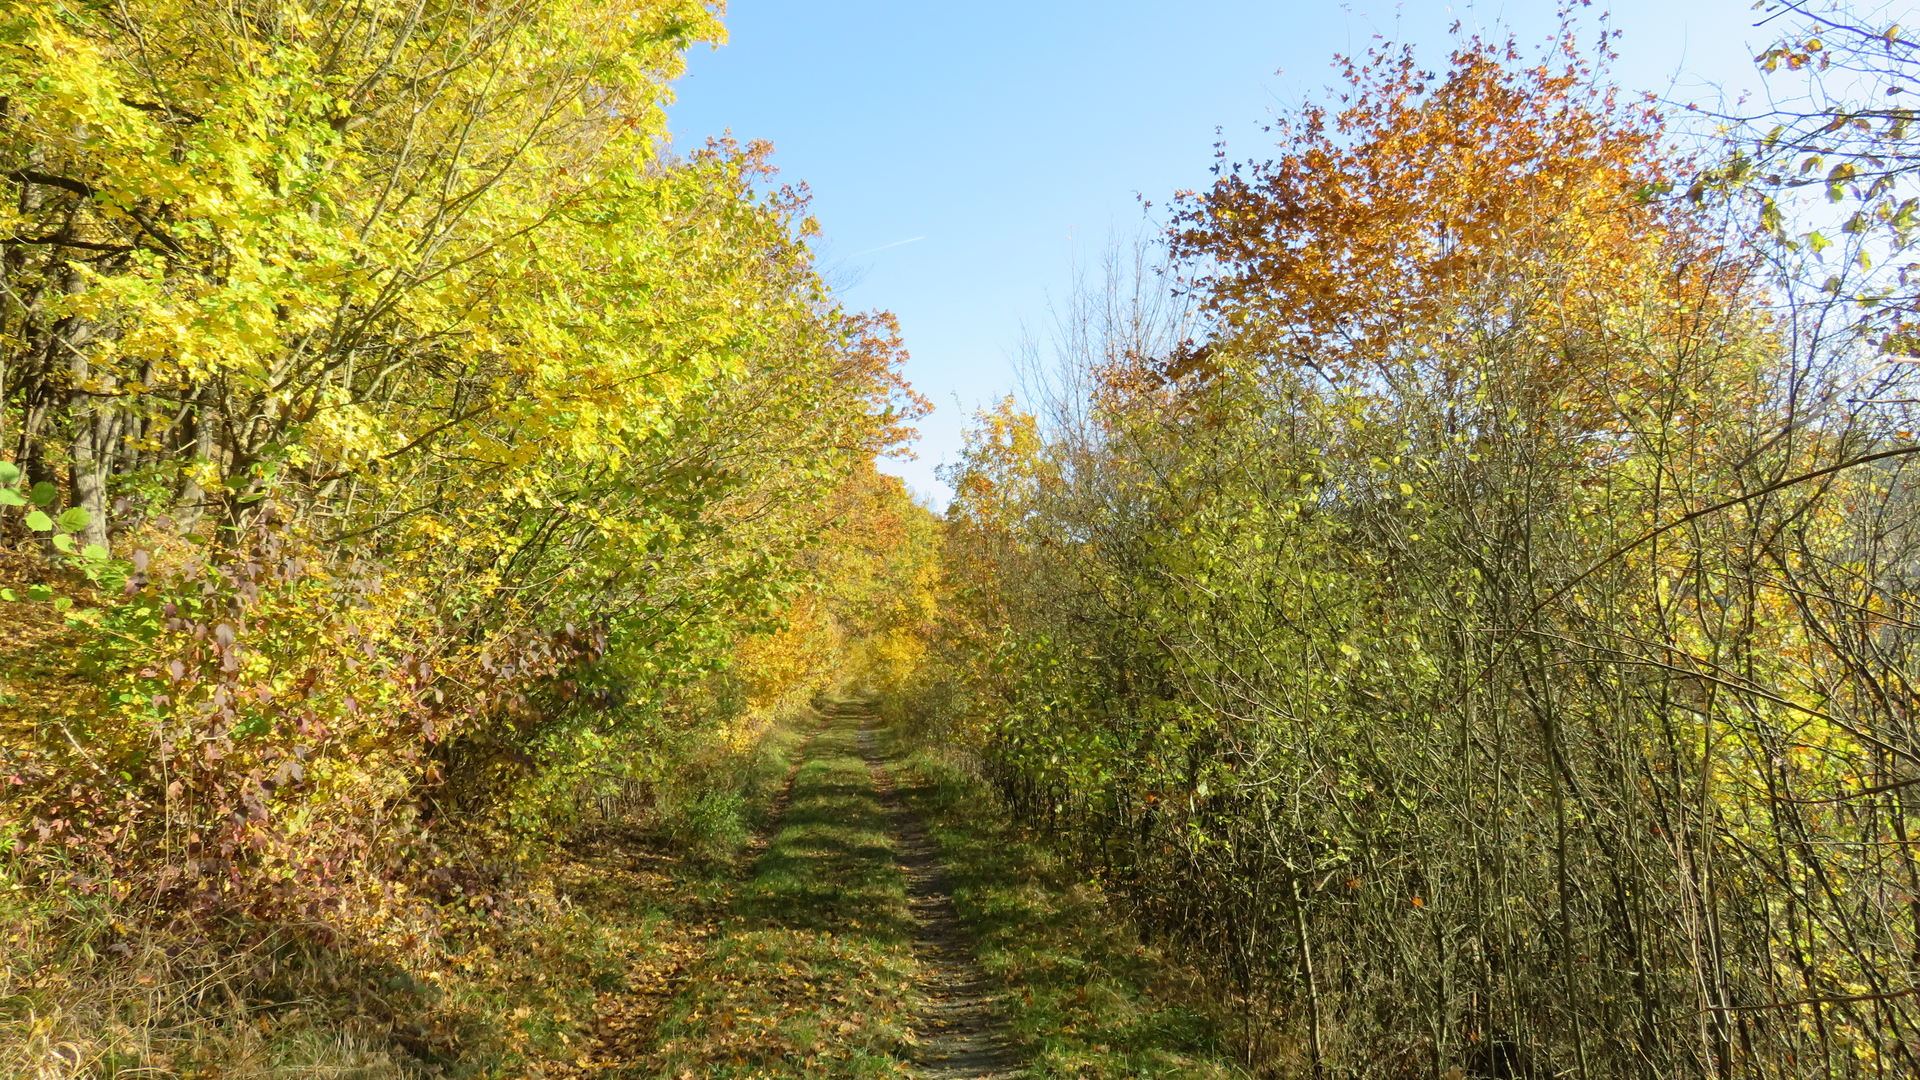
left=0, top=0, right=929, bottom=1002
left=911, top=13, right=1920, bottom=1078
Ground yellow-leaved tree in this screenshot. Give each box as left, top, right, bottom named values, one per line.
left=0, top=0, right=923, bottom=939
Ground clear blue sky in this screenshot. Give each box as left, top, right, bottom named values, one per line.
left=667, top=1, right=1777, bottom=506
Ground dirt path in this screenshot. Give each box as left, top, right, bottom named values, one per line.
left=848, top=703, right=1024, bottom=1080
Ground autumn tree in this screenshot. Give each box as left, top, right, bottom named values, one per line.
left=932, top=14, right=1920, bottom=1077
left=0, top=0, right=925, bottom=939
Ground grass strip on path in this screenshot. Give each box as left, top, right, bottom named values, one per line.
left=879, top=729, right=1246, bottom=1080
left=646, top=717, right=918, bottom=1078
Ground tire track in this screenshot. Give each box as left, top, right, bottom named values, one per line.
left=848, top=703, right=1024, bottom=1080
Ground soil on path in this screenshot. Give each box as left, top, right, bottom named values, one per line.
left=840, top=701, right=1025, bottom=1080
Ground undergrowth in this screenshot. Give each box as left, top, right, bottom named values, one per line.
left=0, top=707, right=814, bottom=1079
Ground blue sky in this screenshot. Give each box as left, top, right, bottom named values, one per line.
left=667, top=1, right=1779, bottom=505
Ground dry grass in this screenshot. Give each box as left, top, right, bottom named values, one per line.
left=0, top=680, right=818, bottom=1079
left=0, top=918, right=410, bottom=1079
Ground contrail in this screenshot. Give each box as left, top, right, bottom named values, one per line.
left=846, top=235, right=925, bottom=258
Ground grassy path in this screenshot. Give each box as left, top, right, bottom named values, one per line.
left=641, top=699, right=1027, bottom=1078
left=646, top=705, right=920, bottom=1077
left=566, top=701, right=1242, bottom=1080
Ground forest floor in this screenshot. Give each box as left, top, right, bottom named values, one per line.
left=2, top=696, right=1239, bottom=1079
left=546, top=699, right=1243, bottom=1080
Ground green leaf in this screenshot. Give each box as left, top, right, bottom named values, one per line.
left=0, top=462, right=17, bottom=485
left=0, top=488, right=23, bottom=506
left=0, top=589, right=15, bottom=602
left=57, top=507, right=90, bottom=533
left=27, top=584, right=52, bottom=602
left=24, top=510, right=53, bottom=532
left=52, top=597, right=72, bottom=612
left=82, top=544, right=110, bottom=562
left=51, top=534, right=73, bottom=553
left=29, top=482, right=56, bottom=507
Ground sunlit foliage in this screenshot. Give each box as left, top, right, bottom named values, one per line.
left=0, top=0, right=924, bottom=974
left=917, top=11, right=1920, bottom=1077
